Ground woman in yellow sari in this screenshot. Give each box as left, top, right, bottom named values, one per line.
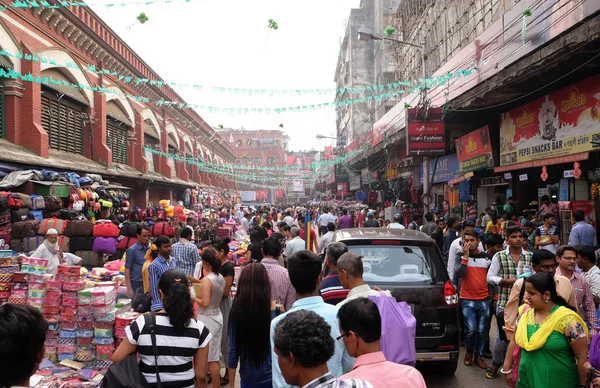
left=502, top=272, right=591, bottom=387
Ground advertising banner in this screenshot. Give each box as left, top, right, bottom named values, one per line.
left=419, top=154, right=461, bottom=184
left=349, top=175, right=361, bottom=191
left=240, top=191, right=256, bottom=202
left=337, top=183, right=348, bottom=197
left=255, top=190, right=268, bottom=199
left=324, top=146, right=333, bottom=160
left=456, top=126, right=494, bottom=172
left=274, top=189, right=284, bottom=199
left=286, top=155, right=312, bottom=168
left=406, top=107, right=446, bottom=156
left=291, top=179, right=305, bottom=192
left=499, top=73, right=600, bottom=166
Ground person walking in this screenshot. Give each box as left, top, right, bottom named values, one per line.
left=261, top=237, right=296, bottom=312
left=363, top=212, right=379, bottom=227
left=338, top=209, right=354, bottom=229
left=576, top=245, right=600, bottom=301
left=125, top=225, right=151, bottom=298
left=273, top=310, right=371, bottom=388
left=501, top=272, right=591, bottom=388
left=337, top=253, right=391, bottom=306
left=455, top=231, right=491, bottom=369
left=319, top=242, right=350, bottom=304
left=535, top=213, right=560, bottom=255
left=193, top=247, right=225, bottom=388
left=228, top=263, right=282, bottom=388
left=388, top=214, right=405, bottom=229
left=270, top=251, right=354, bottom=388
left=113, top=269, right=211, bottom=388
left=213, top=238, right=235, bottom=386
left=148, top=236, right=178, bottom=311
left=485, top=226, right=532, bottom=379
left=171, top=227, right=201, bottom=276
left=319, top=222, right=336, bottom=254
left=443, top=217, right=459, bottom=263
left=282, top=227, right=305, bottom=260
left=338, top=298, right=426, bottom=387
left=568, top=210, right=596, bottom=247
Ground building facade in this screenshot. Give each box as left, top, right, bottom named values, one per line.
left=0, top=5, right=235, bottom=207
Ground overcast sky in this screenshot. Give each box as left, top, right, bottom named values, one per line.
left=94, top=0, right=361, bottom=151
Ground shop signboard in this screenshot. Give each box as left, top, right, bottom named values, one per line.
left=500, top=73, right=600, bottom=166
left=274, top=189, right=285, bottom=199
left=458, top=181, right=470, bottom=203
left=349, top=175, right=361, bottom=191
left=324, top=146, right=333, bottom=160
left=406, top=107, right=446, bottom=156
left=255, top=190, right=268, bottom=199
left=291, top=179, right=305, bottom=192
left=240, top=191, right=256, bottom=202
left=419, top=154, right=461, bottom=185
left=337, top=183, right=348, bottom=197
left=456, top=126, right=494, bottom=173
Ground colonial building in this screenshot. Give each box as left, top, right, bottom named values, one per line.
left=0, top=4, right=235, bottom=206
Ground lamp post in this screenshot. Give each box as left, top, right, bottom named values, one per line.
left=357, top=26, right=431, bottom=212
left=316, top=134, right=338, bottom=140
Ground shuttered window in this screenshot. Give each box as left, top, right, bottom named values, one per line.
left=41, top=87, right=85, bottom=154
left=144, top=135, right=159, bottom=172
left=106, top=117, right=129, bottom=164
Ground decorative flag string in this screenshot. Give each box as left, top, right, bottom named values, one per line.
left=522, top=8, right=531, bottom=45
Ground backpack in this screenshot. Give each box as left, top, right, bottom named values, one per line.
left=156, top=206, right=166, bottom=221
left=143, top=207, right=156, bottom=220
left=368, top=291, right=417, bottom=366
left=130, top=207, right=143, bottom=223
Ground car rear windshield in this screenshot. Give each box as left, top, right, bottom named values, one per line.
left=343, top=240, right=447, bottom=285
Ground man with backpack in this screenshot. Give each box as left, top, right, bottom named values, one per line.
left=338, top=298, right=425, bottom=387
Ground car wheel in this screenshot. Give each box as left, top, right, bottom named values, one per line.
left=440, top=358, right=459, bottom=375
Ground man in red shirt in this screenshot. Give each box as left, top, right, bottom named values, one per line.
left=455, top=230, right=491, bottom=370
left=298, top=217, right=319, bottom=254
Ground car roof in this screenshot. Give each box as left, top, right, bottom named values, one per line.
left=333, top=228, right=433, bottom=242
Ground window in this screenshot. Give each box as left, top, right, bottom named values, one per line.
left=41, top=86, right=85, bottom=155
left=236, top=139, right=242, bottom=147
left=246, top=139, right=252, bottom=146
left=236, top=158, right=243, bottom=165
left=144, top=134, right=160, bottom=172
left=255, top=156, right=262, bottom=166
left=106, top=117, right=128, bottom=164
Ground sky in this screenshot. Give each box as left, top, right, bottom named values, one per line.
left=94, top=0, right=361, bottom=151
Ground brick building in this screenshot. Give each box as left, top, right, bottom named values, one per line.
left=0, top=5, right=235, bottom=207
left=217, top=128, right=286, bottom=202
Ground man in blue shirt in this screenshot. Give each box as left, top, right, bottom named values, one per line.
left=148, top=235, right=178, bottom=311
left=568, top=209, right=596, bottom=247
left=271, top=250, right=354, bottom=388
left=171, top=227, right=201, bottom=276
left=319, top=242, right=349, bottom=304
left=125, top=225, right=151, bottom=298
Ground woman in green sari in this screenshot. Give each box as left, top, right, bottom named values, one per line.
left=502, top=272, right=591, bottom=387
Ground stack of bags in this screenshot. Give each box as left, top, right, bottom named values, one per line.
left=91, top=286, right=117, bottom=361
left=34, top=218, right=69, bottom=253
left=115, top=222, right=140, bottom=261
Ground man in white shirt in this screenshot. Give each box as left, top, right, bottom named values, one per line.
left=576, top=245, right=600, bottom=302
left=447, top=220, right=484, bottom=284
left=31, top=228, right=81, bottom=274
left=283, top=211, right=296, bottom=227
left=283, top=227, right=305, bottom=260
left=240, top=213, right=251, bottom=233
left=388, top=214, right=405, bottom=229
left=320, top=222, right=336, bottom=254
left=184, top=217, right=196, bottom=241
left=337, top=252, right=390, bottom=306
left=318, top=209, right=333, bottom=236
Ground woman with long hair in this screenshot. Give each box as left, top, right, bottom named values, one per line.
left=113, top=269, right=210, bottom=387
left=193, top=247, right=225, bottom=388
left=245, top=230, right=264, bottom=264
left=212, top=238, right=235, bottom=386
left=228, top=263, right=282, bottom=387
left=502, top=272, right=591, bottom=387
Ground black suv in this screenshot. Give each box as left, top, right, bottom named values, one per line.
left=333, top=227, right=460, bottom=375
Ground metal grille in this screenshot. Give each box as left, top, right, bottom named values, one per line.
left=144, top=135, right=159, bottom=172
left=106, top=117, right=129, bottom=164
left=41, top=89, right=85, bottom=154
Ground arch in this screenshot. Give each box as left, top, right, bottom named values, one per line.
left=105, top=84, right=135, bottom=127
left=140, top=108, right=161, bottom=140
left=183, top=135, right=193, bottom=155
left=37, top=48, right=94, bottom=108
left=0, top=20, right=20, bottom=73
left=196, top=143, right=204, bottom=159
left=165, top=123, right=179, bottom=149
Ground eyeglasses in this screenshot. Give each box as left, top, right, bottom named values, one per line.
left=336, top=332, right=351, bottom=341
left=560, top=256, right=577, bottom=261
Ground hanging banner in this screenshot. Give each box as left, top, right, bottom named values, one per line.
left=337, top=183, right=348, bottom=197
left=255, top=190, right=268, bottom=199
left=406, top=107, right=446, bottom=156
left=456, top=125, right=494, bottom=172
left=324, top=146, right=333, bottom=160
left=419, top=154, right=461, bottom=184
left=499, top=73, right=600, bottom=166
left=240, top=191, right=256, bottom=202
left=349, top=175, right=361, bottom=191
left=291, top=179, right=305, bottom=192
left=274, top=189, right=285, bottom=199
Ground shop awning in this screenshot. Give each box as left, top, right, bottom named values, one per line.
left=493, top=152, right=589, bottom=173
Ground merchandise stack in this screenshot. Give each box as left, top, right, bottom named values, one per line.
left=114, top=311, right=138, bottom=348
left=92, top=285, right=117, bottom=361
left=56, top=265, right=86, bottom=362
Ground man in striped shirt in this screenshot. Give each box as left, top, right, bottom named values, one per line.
left=274, top=310, right=372, bottom=388
left=319, top=242, right=349, bottom=304
left=148, top=235, right=178, bottom=311
left=172, top=227, right=201, bottom=276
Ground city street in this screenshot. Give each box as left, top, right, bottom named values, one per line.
left=421, top=350, right=505, bottom=388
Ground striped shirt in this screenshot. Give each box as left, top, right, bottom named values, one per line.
left=126, top=313, right=211, bottom=388
left=149, top=256, right=178, bottom=311
left=319, top=271, right=350, bottom=305
left=304, top=372, right=372, bottom=388
left=172, top=239, right=201, bottom=276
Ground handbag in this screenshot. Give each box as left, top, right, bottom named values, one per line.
left=101, top=352, right=147, bottom=388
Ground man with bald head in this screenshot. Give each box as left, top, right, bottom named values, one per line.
left=337, top=252, right=390, bottom=306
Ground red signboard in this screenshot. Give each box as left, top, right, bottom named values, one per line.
left=456, top=126, right=494, bottom=172
left=337, top=183, right=348, bottom=197
left=286, top=155, right=312, bottom=168
left=324, top=146, right=333, bottom=160
left=406, top=107, right=446, bottom=156
left=255, top=190, right=268, bottom=199
left=274, top=189, right=284, bottom=199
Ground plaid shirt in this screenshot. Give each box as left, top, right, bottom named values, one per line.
left=556, top=267, right=598, bottom=335
left=261, top=258, right=296, bottom=311
left=171, top=239, right=201, bottom=276
left=487, top=248, right=532, bottom=310
left=304, top=372, right=372, bottom=388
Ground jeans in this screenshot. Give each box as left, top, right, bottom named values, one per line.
left=484, top=298, right=496, bottom=352
left=460, top=299, right=490, bottom=356
left=130, top=280, right=143, bottom=295
left=493, top=307, right=508, bottom=366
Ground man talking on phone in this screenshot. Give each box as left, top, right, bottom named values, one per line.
left=447, top=220, right=484, bottom=284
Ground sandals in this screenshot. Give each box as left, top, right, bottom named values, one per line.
left=485, top=362, right=501, bottom=379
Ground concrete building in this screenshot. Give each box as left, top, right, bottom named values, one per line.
left=0, top=5, right=235, bottom=206
left=286, top=150, right=319, bottom=203
left=217, top=128, right=286, bottom=202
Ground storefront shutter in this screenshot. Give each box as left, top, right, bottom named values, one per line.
left=41, top=87, right=85, bottom=155
left=106, top=117, right=129, bottom=164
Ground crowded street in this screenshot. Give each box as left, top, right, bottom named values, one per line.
left=1, top=0, right=600, bottom=387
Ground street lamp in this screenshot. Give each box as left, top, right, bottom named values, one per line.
left=358, top=26, right=431, bottom=212
left=316, top=134, right=338, bottom=140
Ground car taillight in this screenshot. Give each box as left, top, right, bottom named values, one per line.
left=444, top=280, right=458, bottom=305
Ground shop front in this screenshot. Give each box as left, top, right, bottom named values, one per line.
left=419, top=154, right=462, bottom=213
